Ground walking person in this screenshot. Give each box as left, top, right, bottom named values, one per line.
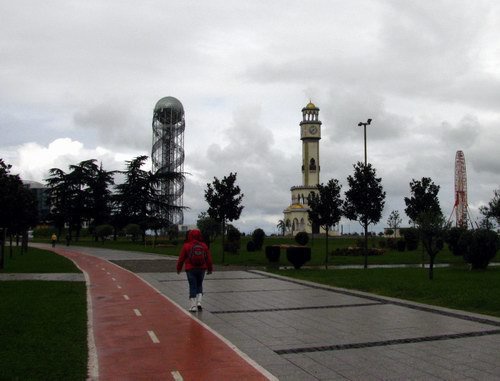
left=51, top=233, right=57, bottom=248
left=177, top=229, right=213, bottom=312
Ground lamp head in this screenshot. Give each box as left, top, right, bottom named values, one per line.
left=367, top=118, right=372, bottom=125
left=358, top=122, right=363, bottom=126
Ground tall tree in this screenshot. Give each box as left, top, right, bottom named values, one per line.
left=276, top=219, right=286, bottom=236
left=343, top=162, right=386, bottom=269
left=480, top=189, right=500, bottom=228
left=404, top=177, right=445, bottom=279
left=204, top=172, right=244, bottom=263
left=404, top=177, right=441, bottom=225
left=386, top=210, right=402, bottom=238
left=0, top=159, right=38, bottom=267
left=45, top=167, right=71, bottom=237
left=308, top=179, right=343, bottom=269
left=114, top=155, right=184, bottom=242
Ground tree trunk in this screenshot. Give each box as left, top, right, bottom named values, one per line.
left=429, top=254, right=435, bottom=280
left=9, top=234, right=13, bottom=259
left=221, top=220, right=226, bottom=264
left=324, top=226, right=329, bottom=270
left=364, top=224, right=369, bottom=269
left=0, top=228, right=5, bottom=269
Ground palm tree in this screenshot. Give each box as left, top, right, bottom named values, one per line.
left=277, top=219, right=286, bottom=236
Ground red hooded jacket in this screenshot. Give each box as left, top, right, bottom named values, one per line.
left=177, top=229, right=213, bottom=273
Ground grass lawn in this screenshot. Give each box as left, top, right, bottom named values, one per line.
left=0, top=246, right=87, bottom=380
left=40, top=234, right=470, bottom=267
left=1, top=246, right=81, bottom=273
left=271, top=266, right=500, bottom=318
left=0, top=281, right=87, bottom=380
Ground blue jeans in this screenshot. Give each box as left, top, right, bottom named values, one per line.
left=186, top=269, right=206, bottom=298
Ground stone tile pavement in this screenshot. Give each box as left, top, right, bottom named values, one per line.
left=140, top=270, right=500, bottom=380
left=27, top=244, right=500, bottom=380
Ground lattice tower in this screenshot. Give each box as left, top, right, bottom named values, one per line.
left=151, top=96, right=185, bottom=225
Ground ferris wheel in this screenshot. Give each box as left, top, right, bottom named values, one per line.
left=450, top=150, right=473, bottom=228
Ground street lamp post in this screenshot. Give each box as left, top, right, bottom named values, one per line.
left=357, top=118, right=372, bottom=165
left=357, top=118, right=372, bottom=269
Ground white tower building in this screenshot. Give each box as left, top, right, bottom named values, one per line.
left=283, top=101, right=322, bottom=235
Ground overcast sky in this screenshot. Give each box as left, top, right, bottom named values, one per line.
left=1, top=1, right=499, bottom=234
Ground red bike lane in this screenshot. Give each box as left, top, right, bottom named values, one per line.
left=56, top=247, right=275, bottom=381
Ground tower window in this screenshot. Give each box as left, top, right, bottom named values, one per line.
left=309, top=158, right=317, bottom=170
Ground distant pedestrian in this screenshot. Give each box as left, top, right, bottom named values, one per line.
left=65, top=234, right=71, bottom=246
left=51, top=233, right=57, bottom=247
left=176, top=229, right=213, bottom=312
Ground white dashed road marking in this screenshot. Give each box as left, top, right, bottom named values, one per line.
left=123, top=295, right=130, bottom=300
left=111, top=277, right=116, bottom=281
left=134, top=309, right=142, bottom=316
left=148, top=330, right=160, bottom=343
left=117, top=285, right=122, bottom=289
left=171, top=370, right=183, bottom=381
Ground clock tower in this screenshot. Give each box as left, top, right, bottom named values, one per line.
left=283, top=101, right=323, bottom=235
left=300, top=101, right=322, bottom=187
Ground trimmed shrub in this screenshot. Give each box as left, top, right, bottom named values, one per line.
left=252, top=228, right=265, bottom=250
left=265, top=245, right=281, bottom=263
left=246, top=240, right=256, bottom=252
left=124, top=224, right=141, bottom=242
left=402, top=228, right=419, bottom=251
left=295, top=232, right=309, bottom=246
left=396, top=240, right=406, bottom=252
left=95, top=224, right=113, bottom=242
left=286, top=246, right=311, bottom=269
left=224, top=225, right=241, bottom=254
left=462, top=229, right=499, bottom=269
left=445, top=227, right=467, bottom=256
left=386, top=237, right=396, bottom=249
left=378, top=239, right=387, bottom=248
left=386, top=229, right=394, bottom=236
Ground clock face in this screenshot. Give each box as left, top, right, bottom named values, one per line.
left=309, top=125, right=318, bottom=134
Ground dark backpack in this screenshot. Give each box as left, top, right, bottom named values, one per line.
left=188, top=242, right=207, bottom=268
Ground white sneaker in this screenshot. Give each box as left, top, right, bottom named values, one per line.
left=189, top=298, right=197, bottom=312
left=196, top=293, right=203, bottom=310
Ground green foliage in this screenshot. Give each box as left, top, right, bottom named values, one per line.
left=308, top=178, right=343, bottom=267
left=480, top=189, right=500, bottom=227
left=124, top=223, right=141, bottom=242
left=396, top=240, right=406, bottom=251
left=343, top=162, right=386, bottom=268
left=286, top=246, right=311, bottom=269
left=224, top=225, right=241, bottom=254
left=401, top=227, right=419, bottom=251
left=251, top=228, right=265, bottom=250
left=418, top=211, right=447, bottom=279
left=246, top=240, right=256, bottom=252
left=386, top=210, right=402, bottom=235
left=445, top=226, right=468, bottom=256
left=295, top=231, right=309, bottom=246
left=167, top=224, right=179, bottom=241
left=0, top=159, right=38, bottom=238
left=386, top=228, right=394, bottom=236
left=205, top=172, right=244, bottom=225
left=265, top=245, right=281, bottom=262
left=205, top=172, right=244, bottom=261
left=461, top=229, right=499, bottom=269
left=197, top=212, right=220, bottom=244
left=95, top=224, right=113, bottom=242
left=343, top=162, right=386, bottom=230
left=404, top=177, right=442, bottom=225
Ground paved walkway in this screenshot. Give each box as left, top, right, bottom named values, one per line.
left=31, top=245, right=500, bottom=380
